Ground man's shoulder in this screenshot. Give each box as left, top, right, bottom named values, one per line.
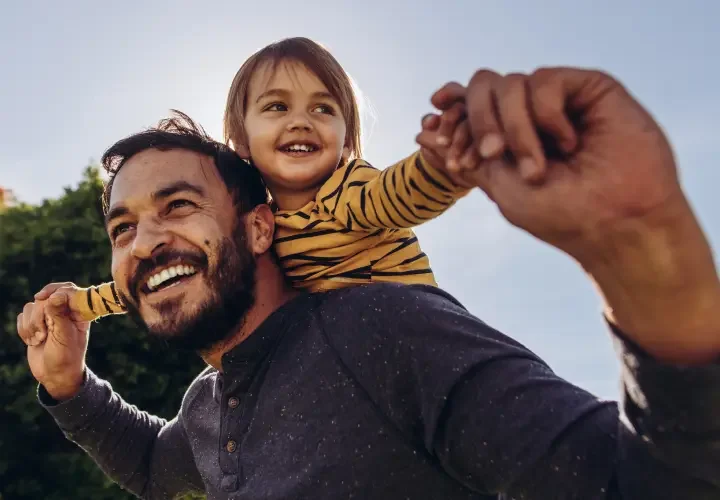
left=313, top=284, right=478, bottom=346
left=318, top=283, right=468, bottom=317
left=180, top=365, right=217, bottom=418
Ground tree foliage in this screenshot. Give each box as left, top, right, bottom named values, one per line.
left=0, top=167, right=206, bottom=499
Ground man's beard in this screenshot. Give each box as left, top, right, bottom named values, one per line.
left=121, top=224, right=257, bottom=353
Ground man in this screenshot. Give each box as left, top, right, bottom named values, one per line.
left=17, top=68, right=720, bottom=499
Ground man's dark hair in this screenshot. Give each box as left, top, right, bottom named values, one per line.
left=101, top=110, right=269, bottom=213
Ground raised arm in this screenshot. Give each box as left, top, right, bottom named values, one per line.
left=323, top=285, right=720, bottom=499
left=319, top=150, right=469, bottom=230
left=16, top=284, right=203, bottom=499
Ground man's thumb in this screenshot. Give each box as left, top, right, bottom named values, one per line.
left=46, top=290, right=72, bottom=323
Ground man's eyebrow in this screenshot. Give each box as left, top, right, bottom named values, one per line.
left=104, top=205, right=129, bottom=229
left=255, top=88, right=336, bottom=103
left=152, top=180, right=205, bottom=202
left=104, top=181, right=205, bottom=228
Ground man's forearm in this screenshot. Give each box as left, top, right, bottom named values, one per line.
left=610, top=327, right=720, bottom=497
left=580, top=194, right=720, bottom=364
left=40, top=369, right=196, bottom=499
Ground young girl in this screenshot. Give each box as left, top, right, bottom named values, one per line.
left=67, top=37, right=476, bottom=321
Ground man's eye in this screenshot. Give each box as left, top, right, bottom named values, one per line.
left=168, top=199, right=194, bottom=211
left=264, top=102, right=287, bottom=112
left=111, top=223, right=133, bottom=240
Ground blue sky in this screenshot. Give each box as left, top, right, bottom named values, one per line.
left=1, top=1, right=718, bottom=399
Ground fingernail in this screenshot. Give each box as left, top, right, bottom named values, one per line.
left=436, top=136, right=450, bottom=146
left=478, top=134, right=504, bottom=158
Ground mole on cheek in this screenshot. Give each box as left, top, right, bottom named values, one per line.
left=204, top=240, right=210, bottom=247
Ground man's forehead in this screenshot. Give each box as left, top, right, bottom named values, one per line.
left=108, top=148, right=220, bottom=207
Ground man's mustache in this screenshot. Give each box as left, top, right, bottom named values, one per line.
left=128, top=249, right=208, bottom=302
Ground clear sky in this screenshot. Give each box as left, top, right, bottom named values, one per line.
left=1, top=1, right=718, bottom=399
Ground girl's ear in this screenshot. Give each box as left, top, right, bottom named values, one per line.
left=341, top=145, right=351, bottom=163
left=235, top=142, right=251, bottom=159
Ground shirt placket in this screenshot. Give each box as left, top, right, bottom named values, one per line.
left=218, top=363, right=251, bottom=495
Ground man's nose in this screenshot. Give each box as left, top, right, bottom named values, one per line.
left=130, top=218, right=172, bottom=261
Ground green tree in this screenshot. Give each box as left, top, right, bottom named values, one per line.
left=0, top=167, right=206, bottom=499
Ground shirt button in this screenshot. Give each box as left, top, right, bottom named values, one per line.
left=226, top=440, right=237, bottom=453
left=228, top=397, right=239, bottom=409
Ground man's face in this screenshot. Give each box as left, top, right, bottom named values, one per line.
left=105, top=148, right=256, bottom=351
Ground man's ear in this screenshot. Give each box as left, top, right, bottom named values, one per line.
left=247, top=204, right=275, bottom=255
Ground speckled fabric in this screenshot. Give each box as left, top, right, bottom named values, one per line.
left=42, top=284, right=720, bottom=499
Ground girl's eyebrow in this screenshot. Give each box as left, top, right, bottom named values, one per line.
left=255, top=88, right=335, bottom=103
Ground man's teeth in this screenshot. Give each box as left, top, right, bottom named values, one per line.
left=284, top=144, right=317, bottom=152
left=146, top=265, right=196, bottom=291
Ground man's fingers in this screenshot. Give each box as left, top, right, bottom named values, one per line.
left=29, top=299, right=48, bottom=344
left=17, top=312, right=31, bottom=346
left=525, top=68, right=580, bottom=154
left=447, top=121, right=472, bottom=172
left=35, top=282, right=75, bottom=300
left=431, top=81, right=466, bottom=111
left=526, top=67, right=619, bottom=155
left=435, top=103, right=466, bottom=147
left=459, top=145, right=482, bottom=172
left=18, top=305, right=40, bottom=347
left=466, top=70, right=507, bottom=160
left=46, top=290, right=71, bottom=316
left=494, top=73, right=547, bottom=183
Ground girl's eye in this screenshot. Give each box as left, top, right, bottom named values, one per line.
left=264, top=102, right=287, bottom=112
left=313, top=104, right=335, bottom=115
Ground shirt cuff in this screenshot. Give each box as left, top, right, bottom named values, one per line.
left=609, top=319, right=720, bottom=436
left=38, top=368, right=112, bottom=433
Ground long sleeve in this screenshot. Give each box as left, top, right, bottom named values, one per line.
left=68, top=282, right=126, bottom=321
left=40, top=369, right=204, bottom=499
left=322, top=284, right=720, bottom=499
left=320, top=150, right=469, bottom=231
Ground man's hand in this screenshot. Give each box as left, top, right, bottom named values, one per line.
left=433, top=67, right=720, bottom=364
left=415, top=83, right=481, bottom=189
left=17, top=282, right=90, bottom=401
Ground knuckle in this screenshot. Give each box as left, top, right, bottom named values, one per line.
left=442, top=80, right=463, bottom=92
left=590, top=68, right=618, bottom=85
left=504, top=72, right=527, bottom=87
left=530, top=66, right=558, bottom=84
left=470, top=69, right=500, bottom=85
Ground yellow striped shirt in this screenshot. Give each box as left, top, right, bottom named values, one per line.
left=68, top=150, right=468, bottom=321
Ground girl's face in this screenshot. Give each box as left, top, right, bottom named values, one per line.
left=242, top=60, right=349, bottom=209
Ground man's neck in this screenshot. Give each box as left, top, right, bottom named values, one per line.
left=201, top=259, right=299, bottom=371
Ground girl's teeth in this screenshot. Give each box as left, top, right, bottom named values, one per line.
left=285, top=144, right=315, bottom=152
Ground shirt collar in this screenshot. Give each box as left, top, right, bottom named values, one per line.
left=220, top=291, right=315, bottom=375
